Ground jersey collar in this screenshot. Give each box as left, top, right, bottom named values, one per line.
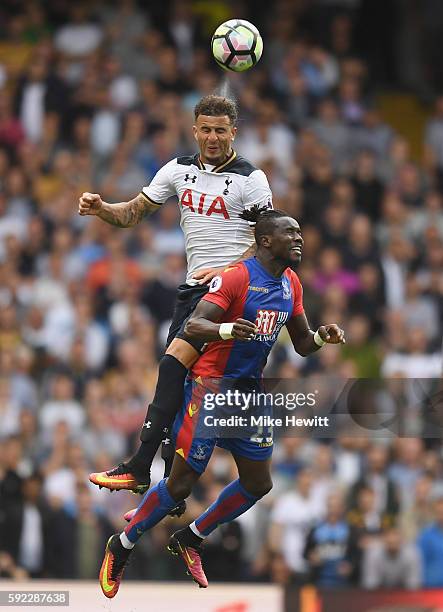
left=195, top=150, right=237, bottom=173
left=251, top=256, right=288, bottom=283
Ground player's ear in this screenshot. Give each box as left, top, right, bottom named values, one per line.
left=231, top=126, right=237, bottom=141
left=261, top=234, right=271, bottom=248
left=192, top=125, right=198, bottom=141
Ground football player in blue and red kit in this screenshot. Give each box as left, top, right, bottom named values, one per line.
left=99, top=207, right=345, bottom=597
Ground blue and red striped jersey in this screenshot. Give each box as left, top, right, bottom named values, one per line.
left=192, top=257, right=304, bottom=379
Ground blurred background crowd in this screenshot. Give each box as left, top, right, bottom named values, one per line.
left=0, top=0, right=442, bottom=591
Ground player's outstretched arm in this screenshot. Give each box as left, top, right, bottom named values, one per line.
left=286, top=314, right=345, bottom=356
left=184, top=301, right=257, bottom=343
left=78, top=192, right=159, bottom=228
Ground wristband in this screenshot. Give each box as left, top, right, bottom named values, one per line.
left=219, top=323, right=235, bottom=340
left=313, top=329, right=326, bottom=347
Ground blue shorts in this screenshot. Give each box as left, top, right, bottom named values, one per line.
left=171, top=378, right=273, bottom=474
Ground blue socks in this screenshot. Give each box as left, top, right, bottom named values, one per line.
left=194, top=479, right=260, bottom=537
left=123, top=478, right=262, bottom=544
left=124, top=478, right=176, bottom=543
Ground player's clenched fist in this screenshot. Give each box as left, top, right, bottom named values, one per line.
left=232, top=318, right=257, bottom=341
left=78, top=192, right=103, bottom=216
left=317, top=324, right=346, bottom=344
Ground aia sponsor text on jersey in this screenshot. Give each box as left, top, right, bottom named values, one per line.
left=180, top=189, right=230, bottom=219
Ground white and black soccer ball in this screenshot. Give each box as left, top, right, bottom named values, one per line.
left=211, top=19, right=263, bottom=72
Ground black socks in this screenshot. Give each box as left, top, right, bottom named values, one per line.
left=127, top=355, right=188, bottom=476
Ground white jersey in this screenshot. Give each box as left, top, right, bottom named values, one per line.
left=140, top=151, right=272, bottom=284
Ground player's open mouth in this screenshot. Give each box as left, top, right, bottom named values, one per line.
left=291, top=246, right=302, bottom=254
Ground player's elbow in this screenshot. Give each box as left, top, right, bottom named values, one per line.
left=293, top=343, right=309, bottom=357
left=293, top=332, right=314, bottom=356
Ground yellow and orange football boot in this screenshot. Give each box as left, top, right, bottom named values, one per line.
left=99, top=535, right=131, bottom=599
left=89, top=463, right=150, bottom=494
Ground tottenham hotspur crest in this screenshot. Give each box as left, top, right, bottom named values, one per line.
left=282, top=277, right=291, bottom=300
left=223, top=178, right=233, bottom=195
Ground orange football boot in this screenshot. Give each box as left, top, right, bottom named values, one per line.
left=99, top=535, right=131, bottom=599
left=89, top=463, right=150, bottom=494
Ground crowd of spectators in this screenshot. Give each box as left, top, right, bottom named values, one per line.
left=0, top=0, right=442, bottom=591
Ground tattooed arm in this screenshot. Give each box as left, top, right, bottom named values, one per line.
left=78, top=192, right=160, bottom=227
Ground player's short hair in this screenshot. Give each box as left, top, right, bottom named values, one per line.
left=240, top=205, right=291, bottom=245
left=194, top=95, right=238, bottom=126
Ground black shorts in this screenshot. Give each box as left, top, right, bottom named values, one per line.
left=165, top=283, right=209, bottom=352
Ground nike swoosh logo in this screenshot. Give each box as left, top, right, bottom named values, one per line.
left=94, top=475, right=135, bottom=484
left=101, top=553, right=114, bottom=593
left=183, top=546, right=195, bottom=566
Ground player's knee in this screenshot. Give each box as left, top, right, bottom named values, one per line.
left=241, top=476, right=273, bottom=499
left=166, top=476, right=193, bottom=501
left=165, top=338, right=199, bottom=369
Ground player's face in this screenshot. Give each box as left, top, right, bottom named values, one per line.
left=269, top=218, right=303, bottom=266
left=193, top=115, right=236, bottom=165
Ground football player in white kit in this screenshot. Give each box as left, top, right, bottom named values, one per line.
left=79, top=95, right=272, bottom=506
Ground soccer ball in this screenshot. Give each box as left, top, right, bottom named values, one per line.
left=211, top=19, right=263, bottom=72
